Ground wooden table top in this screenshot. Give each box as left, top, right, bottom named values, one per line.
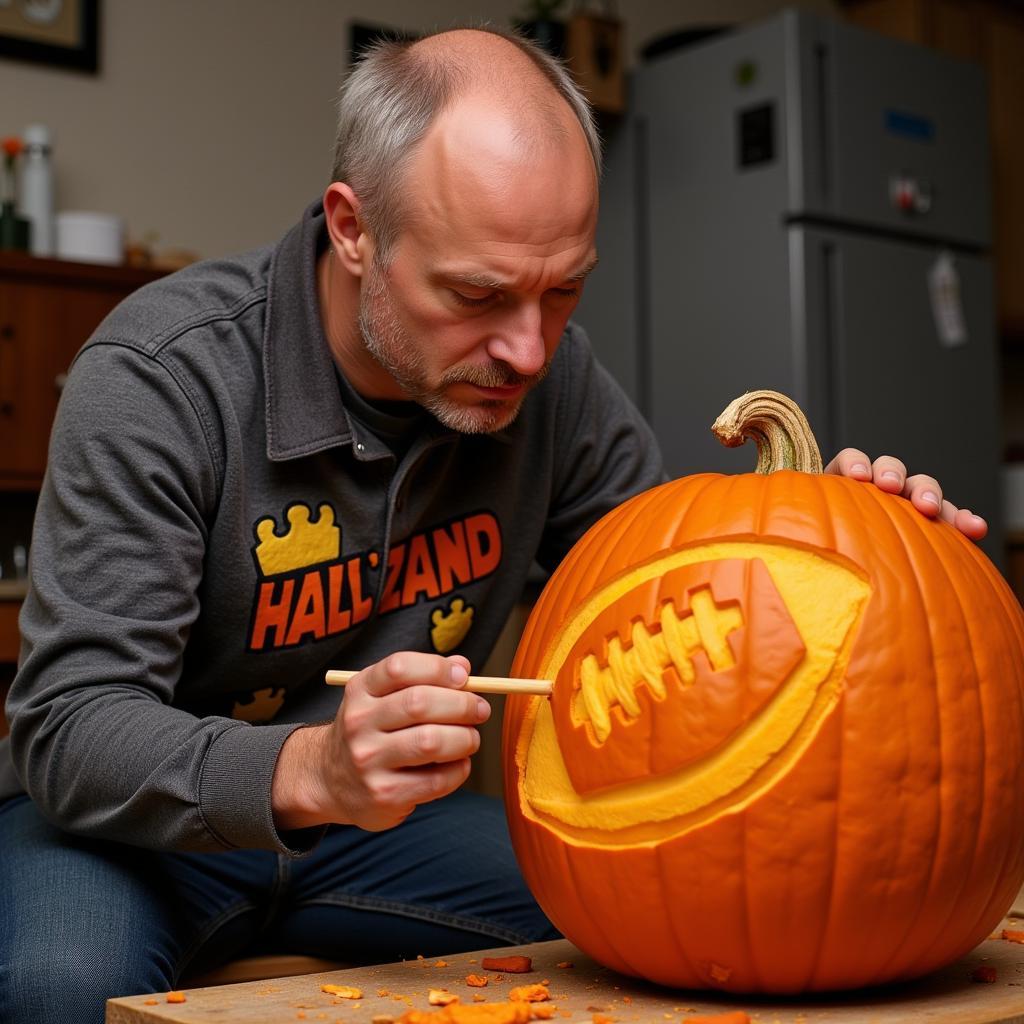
left=107, top=919, right=1024, bottom=1024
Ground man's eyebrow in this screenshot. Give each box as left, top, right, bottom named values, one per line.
left=443, top=256, right=599, bottom=290
left=566, top=255, right=599, bottom=282
left=446, top=272, right=509, bottom=290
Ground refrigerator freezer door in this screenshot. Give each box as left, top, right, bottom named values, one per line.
left=795, top=225, right=1003, bottom=565
left=789, top=10, right=991, bottom=247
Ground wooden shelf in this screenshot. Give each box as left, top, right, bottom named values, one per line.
left=0, top=250, right=168, bottom=290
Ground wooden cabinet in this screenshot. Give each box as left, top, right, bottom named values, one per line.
left=0, top=255, right=166, bottom=689
left=0, top=253, right=165, bottom=489
left=840, top=0, right=1024, bottom=338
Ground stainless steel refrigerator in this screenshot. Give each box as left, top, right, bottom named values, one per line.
left=576, top=8, right=1003, bottom=566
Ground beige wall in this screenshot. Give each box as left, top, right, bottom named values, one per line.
left=0, top=0, right=835, bottom=261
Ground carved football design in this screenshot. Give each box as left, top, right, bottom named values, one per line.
left=503, top=392, right=1024, bottom=993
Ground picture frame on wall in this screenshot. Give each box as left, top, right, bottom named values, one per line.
left=0, top=0, right=100, bottom=74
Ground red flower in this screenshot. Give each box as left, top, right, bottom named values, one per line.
left=2, top=137, right=23, bottom=160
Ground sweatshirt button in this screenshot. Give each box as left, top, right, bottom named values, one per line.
left=356, top=442, right=365, bottom=452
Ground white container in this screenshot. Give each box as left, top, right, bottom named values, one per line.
left=56, top=211, right=124, bottom=265
left=1002, top=464, right=1024, bottom=533
left=20, top=124, right=55, bottom=257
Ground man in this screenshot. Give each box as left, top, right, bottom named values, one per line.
left=0, top=25, right=987, bottom=1023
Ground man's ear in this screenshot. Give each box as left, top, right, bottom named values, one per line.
left=323, top=182, right=371, bottom=277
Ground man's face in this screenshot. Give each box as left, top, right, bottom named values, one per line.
left=355, top=94, right=599, bottom=434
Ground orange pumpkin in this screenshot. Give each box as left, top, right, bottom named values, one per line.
left=503, top=391, right=1024, bottom=993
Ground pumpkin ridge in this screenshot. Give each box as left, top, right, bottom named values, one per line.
left=653, top=838, right=703, bottom=988
left=804, top=713, right=844, bottom=990
left=737, top=799, right=764, bottom=993
left=911, top=507, right=1024, bottom=973
left=882, top=492, right=974, bottom=980
left=827, top=475, right=937, bottom=982
left=743, top=474, right=783, bottom=993
left=857, top=481, right=947, bottom=981
left=909, top=490, right=1007, bottom=977
left=801, top=472, right=872, bottom=988
left=557, top=830, right=639, bottom=979
left=870, top=482, right=942, bottom=979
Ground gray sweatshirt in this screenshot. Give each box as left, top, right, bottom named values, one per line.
left=3, top=201, right=664, bottom=854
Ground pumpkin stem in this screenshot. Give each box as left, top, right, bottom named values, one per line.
left=711, top=390, right=823, bottom=475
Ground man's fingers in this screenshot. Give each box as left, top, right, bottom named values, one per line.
left=351, top=723, right=481, bottom=775
left=402, top=759, right=474, bottom=805
left=823, top=447, right=872, bottom=479
left=938, top=498, right=959, bottom=526
left=871, top=455, right=908, bottom=492
left=954, top=507, right=989, bottom=539
left=824, top=448, right=988, bottom=544
left=359, top=653, right=471, bottom=698
left=904, top=473, right=943, bottom=516
left=394, top=723, right=482, bottom=769
left=375, top=686, right=491, bottom=732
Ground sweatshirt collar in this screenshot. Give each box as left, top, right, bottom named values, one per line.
left=264, top=199, right=375, bottom=462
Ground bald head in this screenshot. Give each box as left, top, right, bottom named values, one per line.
left=330, top=25, right=601, bottom=260
left=413, top=29, right=574, bottom=123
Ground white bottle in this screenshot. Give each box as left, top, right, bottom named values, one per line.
left=20, top=124, right=55, bottom=257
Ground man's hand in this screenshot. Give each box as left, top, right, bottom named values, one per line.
left=825, top=448, right=987, bottom=541
left=271, top=652, right=490, bottom=832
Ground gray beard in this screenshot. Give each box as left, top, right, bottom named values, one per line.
left=358, top=262, right=549, bottom=434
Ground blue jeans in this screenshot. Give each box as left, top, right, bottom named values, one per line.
left=0, top=790, right=558, bottom=1024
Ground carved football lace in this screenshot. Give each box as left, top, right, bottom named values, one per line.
left=574, top=587, right=743, bottom=743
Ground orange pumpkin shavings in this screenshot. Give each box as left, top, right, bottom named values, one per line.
left=466, top=974, right=489, bottom=987
left=1002, top=929, right=1024, bottom=944
left=429, top=989, right=461, bottom=1006
left=509, top=985, right=550, bottom=1003
left=434, top=961, right=450, bottom=968
left=398, top=1001, right=534, bottom=1024
left=143, top=999, right=159, bottom=1005
left=972, top=966, right=998, bottom=983
left=531, top=1005, right=556, bottom=1019
left=166, top=991, right=187, bottom=1003
left=555, top=962, right=573, bottom=969
left=685, top=1013, right=751, bottom=1024
left=592, top=1015, right=613, bottom=1024
left=322, top=984, right=363, bottom=999
left=481, top=956, right=533, bottom=973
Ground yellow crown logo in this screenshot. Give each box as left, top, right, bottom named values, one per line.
left=430, top=598, right=474, bottom=653
left=254, top=503, right=341, bottom=576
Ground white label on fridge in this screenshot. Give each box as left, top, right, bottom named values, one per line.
left=928, top=251, right=968, bottom=348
